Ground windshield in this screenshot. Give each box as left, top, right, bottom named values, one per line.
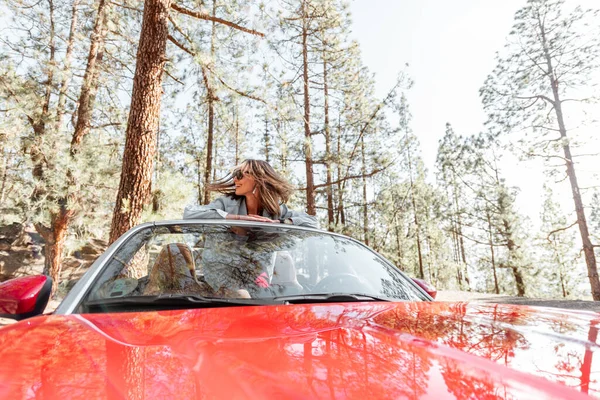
left=81, top=223, right=428, bottom=310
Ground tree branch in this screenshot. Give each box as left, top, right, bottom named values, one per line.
left=164, top=69, right=184, bottom=85
left=514, top=94, right=555, bottom=106
left=546, top=221, right=578, bottom=244
left=298, top=162, right=391, bottom=191
left=171, top=4, right=265, bottom=37
left=91, top=122, right=122, bottom=129
left=167, top=34, right=193, bottom=55
left=204, top=65, right=265, bottom=103
left=108, top=1, right=141, bottom=12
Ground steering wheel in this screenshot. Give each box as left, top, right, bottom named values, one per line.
left=312, top=273, right=367, bottom=293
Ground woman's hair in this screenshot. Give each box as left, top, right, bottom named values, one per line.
left=208, top=159, right=294, bottom=218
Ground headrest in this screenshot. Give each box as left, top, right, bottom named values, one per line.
left=143, top=243, right=198, bottom=294
left=271, top=251, right=298, bottom=284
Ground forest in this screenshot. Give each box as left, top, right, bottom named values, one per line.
left=1, top=0, right=599, bottom=300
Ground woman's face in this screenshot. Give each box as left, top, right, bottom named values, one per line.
left=233, top=168, right=256, bottom=196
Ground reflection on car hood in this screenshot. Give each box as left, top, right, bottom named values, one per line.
left=0, top=301, right=598, bottom=399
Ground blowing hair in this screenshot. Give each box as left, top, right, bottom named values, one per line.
left=207, top=159, right=294, bottom=218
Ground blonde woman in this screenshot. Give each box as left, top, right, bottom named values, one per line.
left=183, top=159, right=318, bottom=228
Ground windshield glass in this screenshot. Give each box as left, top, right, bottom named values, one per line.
left=82, top=223, right=428, bottom=308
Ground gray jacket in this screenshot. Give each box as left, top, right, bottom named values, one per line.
left=183, top=196, right=319, bottom=228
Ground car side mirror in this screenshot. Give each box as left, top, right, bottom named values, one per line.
left=411, top=277, right=437, bottom=299
left=0, top=275, right=53, bottom=321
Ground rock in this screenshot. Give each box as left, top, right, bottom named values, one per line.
left=77, top=239, right=107, bottom=259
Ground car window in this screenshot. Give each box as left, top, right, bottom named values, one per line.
left=83, top=224, right=428, bottom=308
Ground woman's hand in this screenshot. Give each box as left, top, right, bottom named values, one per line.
left=226, top=214, right=280, bottom=223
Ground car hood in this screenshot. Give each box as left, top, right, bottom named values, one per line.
left=0, top=301, right=599, bottom=399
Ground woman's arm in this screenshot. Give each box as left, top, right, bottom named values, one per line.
left=184, top=198, right=278, bottom=223
left=279, top=204, right=319, bottom=228
left=183, top=198, right=228, bottom=219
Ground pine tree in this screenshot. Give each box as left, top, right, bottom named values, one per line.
left=436, top=123, right=471, bottom=290
left=481, top=0, right=600, bottom=299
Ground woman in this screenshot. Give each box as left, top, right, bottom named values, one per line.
left=183, top=159, right=317, bottom=296
left=183, top=159, right=318, bottom=228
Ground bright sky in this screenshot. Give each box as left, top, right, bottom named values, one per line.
left=349, top=0, right=600, bottom=221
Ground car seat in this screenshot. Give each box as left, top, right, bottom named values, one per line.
left=143, top=243, right=209, bottom=295
left=270, top=251, right=303, bottom=296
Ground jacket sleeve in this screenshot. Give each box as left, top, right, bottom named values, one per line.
left=279, top=204, right=319, bottom=228
left=183, top=197, right=229, bottom=220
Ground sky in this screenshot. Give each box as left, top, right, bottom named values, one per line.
left=348, top=0, right=600, bottom=221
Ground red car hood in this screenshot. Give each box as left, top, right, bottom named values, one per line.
left=0, top=301, right=599, bottom=399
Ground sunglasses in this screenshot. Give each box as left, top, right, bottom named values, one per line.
left=233, top=169, right=250, bottom=180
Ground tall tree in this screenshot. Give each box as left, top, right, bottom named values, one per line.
left=109, top=1, right=264, bottom=241
left=109, top=0, right=173, bottom=243
left=480, top=0, right=600, bottom=299
left=436, top=123, right=471, bottom=290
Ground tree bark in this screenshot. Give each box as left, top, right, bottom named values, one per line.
left=486, top=210, right=500, bottom=294
left=323, top=53, right=334, bottom=230
left=202, top=0, right=217, bottom=205
left=110, top=0, right=172, bottom=243
left=394, top=217, right=403, bottom=270
left=405, top=128, right=424, bottom=279
left=301, top=0, right=316, bottom=216
left=37, top=207, right=73, bottom=295
left=336, top=120, right=345, bottom=226
left=55, top=0, right=80, bottom=133
left=234, top=106, right=240, bottom=164
left=361, top=137, right=369, bottom=246
left=263, top=114, right=270, bottom=162
left=71, top=0, right=109, bottom=154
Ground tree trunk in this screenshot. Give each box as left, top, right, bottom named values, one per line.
left=109, top=0, right=172, bottom=243
left=202, top=0, right=217, bottom=205
left=234, top=106, right=240, bottom=164
left=55, top=0, right=80, bottom=132
left=323, top=54, right=334, bottom=230
left=301, top=0, right=316, bottom=216
left=37, top=208, right=73, bottom=295
left=405, top=129, right=424, bottom=279
left=554, top=243, right=568, bottom=298
left=336, top=119, right=345, bottom=226
left=71, top=0, right=109, bottom=154
left=361, top=137, right=369, bottom=245
left=503, top=218, right=526, bottom=297
left=394, top=219, right=403, bottom=270
left=264, top=113, right=270, bottom=162
left=539, top=16, right=600, bottom=300
left=197, top=156, right=203, bottom=204
left=414, top=213, right=424, bottom=279
left=486, top=210, right=500, bottom=294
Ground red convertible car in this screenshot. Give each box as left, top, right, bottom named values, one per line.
left=0, top=221, right=598, bottom=399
